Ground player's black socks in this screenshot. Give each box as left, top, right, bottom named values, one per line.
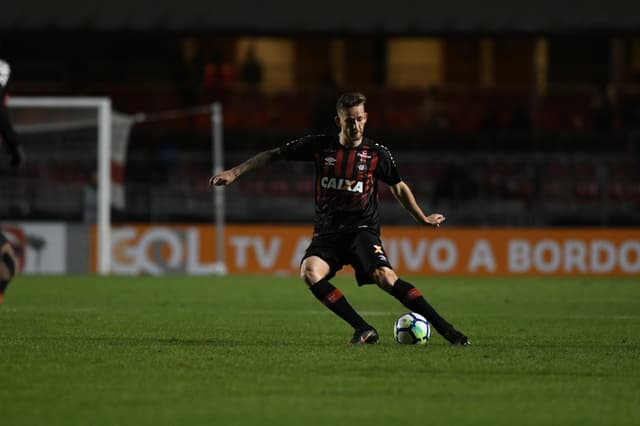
left=310, top=279, right=370, bottom=330
left=390, top=279, right=453, bottom=334
left=0, top=280, right=8, bottom=293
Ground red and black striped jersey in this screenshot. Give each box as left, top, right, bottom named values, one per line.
left=280, top=134, right=401, bottom=235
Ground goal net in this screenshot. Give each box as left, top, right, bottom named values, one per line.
left=3, top=97, right=225, bottom=275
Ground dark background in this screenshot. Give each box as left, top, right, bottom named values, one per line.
left=2, top=0, right=640, bottom=226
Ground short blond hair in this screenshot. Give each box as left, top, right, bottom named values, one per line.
left=336, top=92, right=367, bottom=113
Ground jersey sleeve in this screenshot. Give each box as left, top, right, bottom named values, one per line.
left=279, top=135, right=317, bottom=161
left=375, top=145, right=402, bottom=185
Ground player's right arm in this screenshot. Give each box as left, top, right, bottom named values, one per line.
left=209, top=147, right=282, bottom=187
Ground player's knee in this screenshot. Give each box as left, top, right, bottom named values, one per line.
left=299, top=258, right=328, bottom=287
left=300, top=267, right=322, bottom=287
left=372, top=267, right=397, bottom=292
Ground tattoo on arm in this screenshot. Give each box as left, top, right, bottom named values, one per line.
left=234, top=148, right=282, bottom=177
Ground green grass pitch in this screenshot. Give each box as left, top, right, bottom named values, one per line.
left=1, top=275, right=639, bottom=426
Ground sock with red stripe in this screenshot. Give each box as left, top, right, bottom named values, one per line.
left=390, top=279, right=453, bottom=334
left=309, top=278, right=370, bottom=330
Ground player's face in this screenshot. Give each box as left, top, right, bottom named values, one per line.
left=336, top=104, right=367, bottom=147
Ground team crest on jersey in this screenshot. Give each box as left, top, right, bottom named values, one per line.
left=357, top=163, right=367, bottom=172
left=320, top=177, right=364, bottom=193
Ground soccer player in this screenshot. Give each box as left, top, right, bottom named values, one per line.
left=0, top=57, right=23, bottom=169
left=209, top=92, right=469, bottom=345
left=0, top=56, right=24, bottom=304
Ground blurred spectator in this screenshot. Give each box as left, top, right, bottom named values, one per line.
left=591, top=84, right=620, bottom=132
left=310, top=71, right=340, bottom=135
left=203, top=50, right=235, bottom=104
left=155, top=142, right=178, bottom=185
left=433, top=164, right=477, bottom=207
left=175, top=36, right=204, bottom=108
left=418, top=86, right=448, bottom=131
left=239, top=45, right=263, bottom=90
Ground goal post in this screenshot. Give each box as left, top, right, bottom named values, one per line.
left=8, top=97, right=113, bottom=275
left=7, top=97, right=227, bottom=276
left=211, top=102, right=227, bottom=275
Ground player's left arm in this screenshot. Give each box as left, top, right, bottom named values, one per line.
left=389, top=181, right=446, bottom=227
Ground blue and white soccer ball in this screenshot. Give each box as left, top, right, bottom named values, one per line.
left=393, top=312, right=430, bottom=345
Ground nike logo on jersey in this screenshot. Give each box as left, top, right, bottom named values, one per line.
left=320, top=177, right=364, bottom=193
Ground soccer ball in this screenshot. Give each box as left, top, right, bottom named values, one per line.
left=394, top=312, right=430, bottom=345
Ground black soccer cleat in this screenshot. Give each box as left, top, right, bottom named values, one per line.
left=350, top=327, right=379, bottom=345
left=441, top=328, right=470, bottom=346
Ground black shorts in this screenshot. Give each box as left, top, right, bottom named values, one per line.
left=302, top=228, right=393, bottom=286
left=0, top=232, right=7, bottom=246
